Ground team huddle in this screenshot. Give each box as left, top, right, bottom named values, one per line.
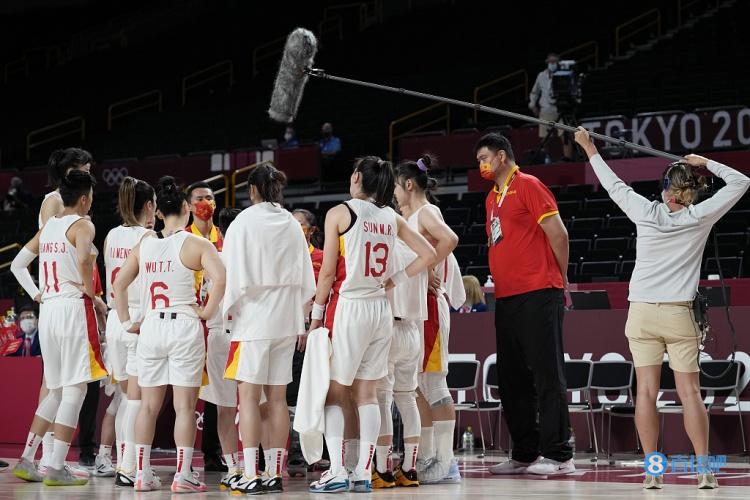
left=10, top=148, right=465, bottom=494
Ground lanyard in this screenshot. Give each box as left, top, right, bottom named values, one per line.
left=492, top=171, right=517, bottom=219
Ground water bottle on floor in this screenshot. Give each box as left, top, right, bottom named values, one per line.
left=462, top=426, right=474, bottom=451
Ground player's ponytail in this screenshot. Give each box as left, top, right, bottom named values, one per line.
left=155, top=176, right=186, bottom=217
left=118, top=176, right=155, bottom=226
left=395, top=154, right=439, bottom=204
left=59, top=169, right=96, bottom=207
left=354, top=156, right=395, bottom=208
left=248, top=163, right=287, bottom=204
left=47, top=147, right=94, bottom=189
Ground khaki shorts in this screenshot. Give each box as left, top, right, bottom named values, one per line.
left=624, top=302, right=700, bottom=373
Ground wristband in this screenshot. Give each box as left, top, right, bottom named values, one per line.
left=389, top=270, right=408, bottom=287
left=311, top=302, right=326, bottom=321
left=121, top=319, right=133, bottom=331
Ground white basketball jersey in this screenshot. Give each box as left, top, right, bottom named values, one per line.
left=409, top=203, right=448, bottom=293
left=38, top=215, right=84, bottom=300
left=138, top=231, right=197, bottom=314
left=338, top=199, right=397, bottom=299
left=388, top=239, right=428, bottom=320
left=38, top=191, right=63, bottom=228
left=105, top=225, right=150, bottom=309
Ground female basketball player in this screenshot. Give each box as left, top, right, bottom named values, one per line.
left=393, top=155, right=460, bottom=485
left=198, top=207, right=243, bottom=492
left=307, top=156, right=436, bottom=493
left=11, top=170, right=106, bottom=486
left=113, top=177, right=226, bottom=493
left=35, top=149, right=99, bottom=478
left=222, top=164, right=316, bottom=495
left=103, top=177, right=157, bottom=487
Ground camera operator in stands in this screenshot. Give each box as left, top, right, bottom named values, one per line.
left=575, top=126, right=750, bottom=490
left=529, top=53, right=575, bottom=162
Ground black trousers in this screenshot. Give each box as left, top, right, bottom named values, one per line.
left=495, top=288, right=572, bottom=463
left=201, top=402, right=222, bottom=458
left=77, top=381, right=100, bottom=458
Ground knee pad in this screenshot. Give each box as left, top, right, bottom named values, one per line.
left=56, top=384, right=87, bottom=428
left=376, top=389, right=394, bottom=437
left=419, top=373, right=452, bottom=408
left=393, top=391, right=421, bottom=439
left=106, top=389, right=123, bottom=416
left=35, top=387, right=62, bottom=423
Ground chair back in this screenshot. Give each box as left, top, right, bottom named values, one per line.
left=447, top=360, right=480, bottom=392
left=564, top=359, right=593, bottom=391
left=699, top=360, right=741, bottom=392
left=591, top=360, right=634, bottom=390
left=483, top=360, right=500, bottom=402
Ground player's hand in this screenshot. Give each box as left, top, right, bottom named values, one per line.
left=574, top=126, right=597, bottom=157
left=308, top=319, right=322, bottom=333
left=384, top=278, right=395, bottom=291
left=683, top=154, right=709, bottom=168
left=33, top=293, right=43, bottom=304
left=94, top=296, right=108, bottom=316
left=428, top=268, right=441, bottom=296
left=126, top=321, right=141, bottom=334
left=297, top=333, right=308, bottom=352
left=532, top=106, right=540, bottom=117
left=193, top=304, right=209, bottom=320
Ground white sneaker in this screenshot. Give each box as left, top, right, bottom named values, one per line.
left=643, top=474, right=664, bottom=489
left=420, top=459, right=449, bottom=484
left=134, top=468, right=160, bottom=491
left=94, top=453, right=115, bottom=477
left=39, top=463, right=90, bottom=479
left=489, top=458, right=537, bottom=475
left=416, top=457, right=435, bottom=474
left=309, top=470, right=350, bottom=493
left=525, top=457, right=576, bottom=476
left=698, top=472, right=718, bottom=489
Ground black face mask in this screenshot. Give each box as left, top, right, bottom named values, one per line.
left=323, top=131, right=332, bottom=138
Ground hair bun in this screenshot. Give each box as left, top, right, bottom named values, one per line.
left=156, top=175, right=178, bottom=195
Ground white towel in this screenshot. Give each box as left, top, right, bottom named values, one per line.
left=444, top=252, right=466, bottom=308
left=292, top=327, right=331, bottom=464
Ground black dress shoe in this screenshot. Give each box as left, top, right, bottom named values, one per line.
left=78, top=454, right=96, bottom=468
left=203, top=455, right=228, bottom=472
left=0, top=459, right=9, bottom=471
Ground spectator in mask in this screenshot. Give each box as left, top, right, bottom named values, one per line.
left=281, top=126, right=300, bottom=150
left=4, top=177, right=33, bottom=212
left=319, top=122, right=341, bottom=158
left=10, top=306, right=42, bottom=357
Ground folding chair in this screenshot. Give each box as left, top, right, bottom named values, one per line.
left=589, top=361, right=634, bottom=461
left=564, top=360, right=598, bottom=456
left=701, top=360, right=747, bottom=454
left=447, top=360, right=487, bottom=456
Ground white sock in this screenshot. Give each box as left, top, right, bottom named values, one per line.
left=224, top=452, right=240, bottom=472
left=403, top=442, right=419, bottom=471
left=114, top=394, right=128, bottom=464
left=243, top=447, right=259, bottom=477
left=40, top=431, right=55, bottom=466
left=176, top=446, right=193, bottom=476
left=434, top=420, right=455, bottom=463
left=115, top=441, right=124, bottom=468
left=50, top=439, right=71, bottom=470
left=356, top=404, right=380, bottom=476
left=21, top=432, right=42, bottom=462
left=418, top=427, right=434, bottom=460
left=99, top=444, right=112, bottom=458
left=375, top=445, right=391, bottom=473
left=263, top=450, right=271, bottom=474
left=268, top=448, right=285, bottom=476
left=344, top=438, right=359, bottom=471
left=121, top=399, right=141, bottom=472
left=324, top=406, right=345, bottom=475
left=135, top=444, right=151, bottom=473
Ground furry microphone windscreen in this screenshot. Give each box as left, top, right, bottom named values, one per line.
left=268, top=28, right=318, bottom=123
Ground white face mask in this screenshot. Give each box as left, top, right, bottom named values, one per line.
left=547, top=62, right=558, bottom=72
left=284, top=133, right=293, bottom=141
left=20, top=318, right=37, bottom=335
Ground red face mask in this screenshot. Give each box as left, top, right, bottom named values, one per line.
left=193, top=199, right=216, bottom=221
left=479, top=162, right=496, bottom=181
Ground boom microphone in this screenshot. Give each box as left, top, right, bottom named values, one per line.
left=268, top=28, right=318, bottom=123
left=267, top=28, right=681, bottom=161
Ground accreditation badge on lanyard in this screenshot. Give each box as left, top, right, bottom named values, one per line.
left=490, top=173, right=517, bottom=246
